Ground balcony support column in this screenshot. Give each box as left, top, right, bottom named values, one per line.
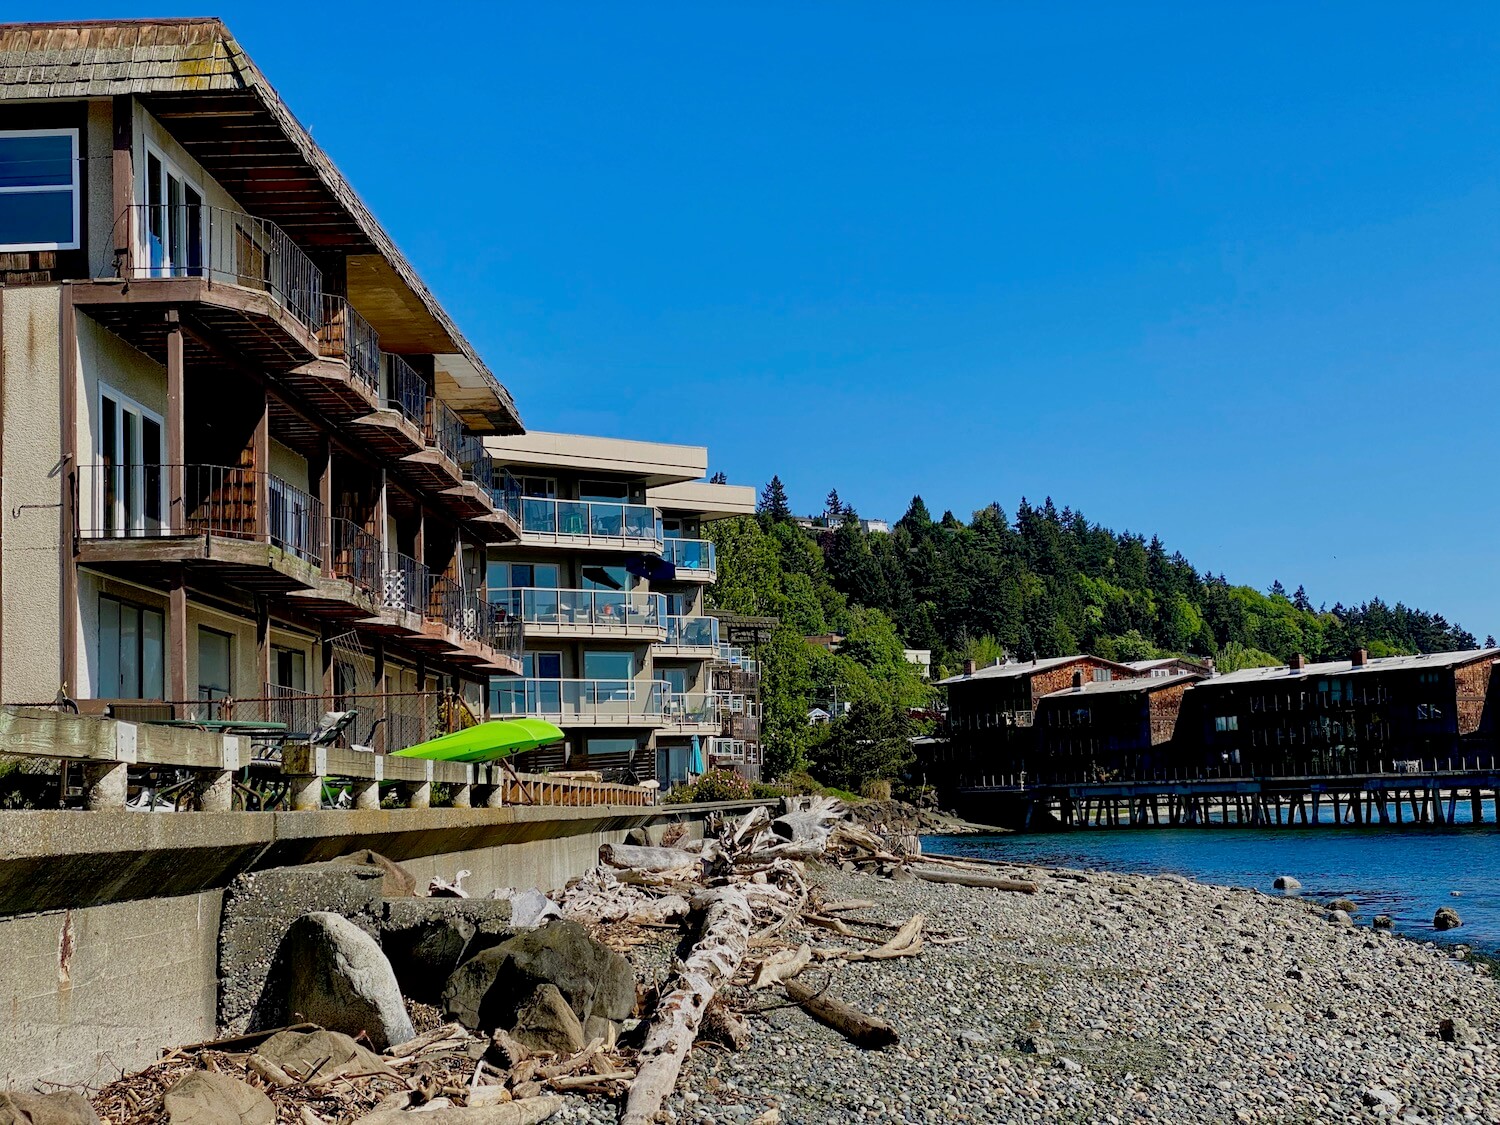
left=252, top=392, right=269, bottom=544
left=318, top=443, right=333, bottom=579
left=254, top=596, right=271, bottom=698
left=168, top=569, right=188, bottom=717
left=111, top=95, right=135, bottom=271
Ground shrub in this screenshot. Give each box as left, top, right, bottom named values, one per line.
left=662, top=768, right=754, bottom=804
left=861, top=779, right=893, bottom=801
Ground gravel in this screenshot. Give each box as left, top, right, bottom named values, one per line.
left=554, top=859, right=1500, bottom=1124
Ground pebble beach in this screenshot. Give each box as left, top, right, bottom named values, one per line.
left=564, top=861, right=1500, bottom=1125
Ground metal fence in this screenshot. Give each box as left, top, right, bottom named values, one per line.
left=318, top=295, right=380, bottom=394
left=384, top=353, right=430, bottom=429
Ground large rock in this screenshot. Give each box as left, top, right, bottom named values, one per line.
left=163, top=1070, right=275, bottom=1125
left=0, top=1092, right=99, bottom=1125
left=256, top=1029, right=388, bottom=1078
left=1272, top=876, right=1301, bottom=891
left=284, top=912, right=414, bottom=1050
left=442, top=920, right=634, bottom=1032
left=380, top=898, right=513, bottom=1005
left=218, top=862, right=385, bottom=1034
left=1435, top=907, right=1463, bottom=931
left=334, top=851, right=419, bottom=898
left=510, top=984, right=586, bottom=1055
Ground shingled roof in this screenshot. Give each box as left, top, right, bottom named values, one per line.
left=0, top=18, right=523, bottom=433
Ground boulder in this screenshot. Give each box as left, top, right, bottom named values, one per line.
left=1327, top=898, right=1358, bottom=913
left=284, top=912, right=414, bottom=1050
left=0, top=1092, right=99, bottom=1125
left=1434, top=907, right=1463, bottom=932
left=257, top=1028, right=389, bottom=1078
left=442, top=919, right=634, bottom=1032
left=1272, top=876, right=1301, bottom=891
left=334, top=851, right=419, bottom=898
left=582, top=1015, right=620, bottom=1050
left=1327, top=909, right=1354, bottom=927
left=380, top=898, right=513, bottom=1005
left=1374, top=914, right=1394, bottom=929
left=163, top=1070, right=275, bottom=1125
left=510, top=984, right=586, bottom=1055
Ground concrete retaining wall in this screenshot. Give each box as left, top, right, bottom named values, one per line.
left=0, top=801, right=762, bottom=1090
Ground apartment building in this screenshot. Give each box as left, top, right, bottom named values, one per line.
left=1033, top=671, right=1201, bottom=783
left=481, top=433, right=756, bottom=784
left=0, top=19, right=529, bottom=744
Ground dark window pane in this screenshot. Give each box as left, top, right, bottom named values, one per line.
left=0, top=190, right=74, bottom=246
left=0, top=134, right=72, bottom=188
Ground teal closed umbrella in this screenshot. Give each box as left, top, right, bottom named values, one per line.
left=689, top=734, right=705, bottom=776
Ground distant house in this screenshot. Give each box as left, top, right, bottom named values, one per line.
left=1181, top=648, right=1500, bottom=771
left=807, top=706, right=832, bottom=725
left=805, top=633, right=844, bottom=653
left=930, top=654, right=1144, bottom=787
left=860, top=519, right=890, bottom=534
left=903, top=649, right=932, bottom=679
left=1034, top=672, right=1204, bottom=783
left=1127, top=657, right=1214, bottom=678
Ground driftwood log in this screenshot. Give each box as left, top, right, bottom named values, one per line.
left=783, top=978, right=899, bottom=1048
left=910, top=867, right=1038, bottom=893
left=620, top=885, right=755, bottom=1125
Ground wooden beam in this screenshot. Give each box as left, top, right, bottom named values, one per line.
left=111, top=94, right=134, bottom=273
left=169, top=569, right=188, bottom=714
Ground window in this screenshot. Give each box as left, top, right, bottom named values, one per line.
left=198, top=627, right=233, bottom=711
left=142, top=145, right=204, bottom=278
left=660, top=668, right=688, bottom=696
left=1092, top=668, right=1111, bottom=683
left=98, top=387, right=165, bottom=537
left=579, top=479, right=630, bottom=503
left=273, top=646, right=307, bottom=691
left=585, top=650, right=634, bottom=683
left=98, top=596, right=164, bottom=699
left=519, top=477, right=556, bottom=499
left=1214, top=715, right=1239, bottom=733
left=0, top=129, right=80, bottom=251
left=493, top=562, right=560, bottom=589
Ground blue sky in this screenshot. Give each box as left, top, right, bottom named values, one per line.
left=26, top=4, right=1500, bottom=636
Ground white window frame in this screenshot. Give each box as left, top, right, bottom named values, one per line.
left=97, top=382, right=167, bottom=537
left=141, top=139, right=208, bottom=278
left=0, top=128, right=81, bottom=252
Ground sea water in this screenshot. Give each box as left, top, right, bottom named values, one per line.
left=926, top=826, right=1500, bottom=953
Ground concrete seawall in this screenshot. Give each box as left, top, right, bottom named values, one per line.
left=0, top=801, right=764, bottom=1090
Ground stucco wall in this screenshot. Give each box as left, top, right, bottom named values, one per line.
left=0, top=287, right=65, bottom=704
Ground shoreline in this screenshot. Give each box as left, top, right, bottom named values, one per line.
left=576, top=858, right=1500, bottom=1125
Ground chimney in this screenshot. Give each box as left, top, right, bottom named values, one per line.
left=1072, top=670, right=1084, bottom=690
left=963, top=659, right=977, bottom=677
left=1288, top=653, right=1306, bottom=671
left=1351, top=648, right=1368, bottom=667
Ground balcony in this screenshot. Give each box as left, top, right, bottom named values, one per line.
left=515, top=498, right=663, bottom=553
left=455, top=434, right=519, bottom=538
left=424, top=576, right=523, bottom=672
left=490, top=678, right=669, bottom=727
left=352, top=353, right=428, bottom=458
left=492, top=587, right=665, bottom=641
left=76, top=463, right=323, bottom=592
left=658, top=615, right=721, bottom=659
left=662, top=692, right=723, bottom=734
left=707, top=737, right=748, bottom=763
left=402, top=396, right=465, bottom=494
left=78, top=204, right=325, bottom=374
left=663, top=538, right=717, bottom=582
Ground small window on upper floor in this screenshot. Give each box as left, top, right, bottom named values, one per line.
left=1092, top=668, right=1111, bottom=682
left=0, top=129, right=80, bottom=251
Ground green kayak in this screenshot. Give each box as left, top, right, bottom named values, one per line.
left=390, top=718, right=564, bottom=763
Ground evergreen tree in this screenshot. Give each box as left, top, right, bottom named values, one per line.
left=758, top=475, right=791, bottom=522
left=709, top=470, right=728, bottom=484
left=824, top=488, right=842, bottom=520
left=1293, top=585, right=1313, bottom=613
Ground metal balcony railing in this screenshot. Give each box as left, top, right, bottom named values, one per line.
left=428, top=577, right=519, bottom=659
left=663, top=538, right=717, bottom=576
left=663, top=615, right=719, bottom=650
left=429, top=398, right=465, bottom=465
left=318, top=295, right=380, bottom=394
left=117, top=203, right=324, bottom=334
left=490, top=678, right=669, bottom=723
left=380, top=550, right=431, bottom=615
left=492, top=588, right=664, bottom=632
left=78, top=463, right=323, bottom=566
left=517, top=498, right=663, bottom=548
left=384, top=353, right=430, bottom=429
left=491, top=467, right=521, bottom=522
left=330, top=517, right=380, bottom=595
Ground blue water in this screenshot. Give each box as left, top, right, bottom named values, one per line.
left=925, top=826, right=1500, bottom=954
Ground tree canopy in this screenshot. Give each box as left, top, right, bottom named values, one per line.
left=707, top=487, right=1477, bottom=780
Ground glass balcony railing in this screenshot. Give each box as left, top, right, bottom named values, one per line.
left=489, top=678, right=668, bottom=723
left=663, top=693, right=722, bottom=726
left=518, top=498, right=663, bottom=549
left=662, top=615, right=720, bottom=650
left=708, top=737, right=748, bottom=762
left=663, top=537, right=716, bottom=576
left=491, top=588, right=664, bottom=632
